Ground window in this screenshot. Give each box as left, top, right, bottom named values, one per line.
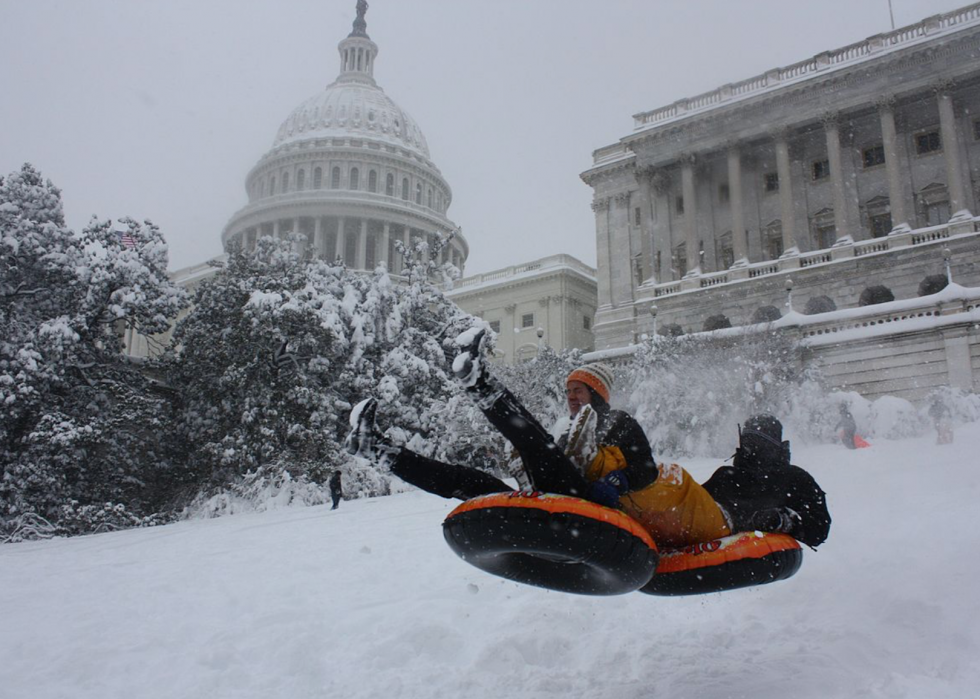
left=764, top=222, right=783, bottom=259
left=282, top=172, right=289, bottom=192
left=870, top=212, right=892, bottom=238
left=764, top=172, right=779, bottom=192
left=718, top=183, right=730, bottom=203
left=583, top=315, right=592, bottom=331
left=270, top=176, right=276, bottom=194
left=416, top=183, right=422, bottom=204
left=915, top=130, right=942, bottom=155
left=427, top=188, right=433, bottom=208
left=634, top=207, right=642, bottom=226
left=331, top=167, right=341, bottom=189
left=349, top=167, right=359, bottom=190
left=716, top=231, right=734, bottom=270
left=926, top=201, right=950, bottom=226
left=313, top=167, right=322, bottom=189
left=368, top=170, right=378, bottom=193
left=401, top=178, right=409, bottom=200
left=811, top=159, right=830, bottom=181
left=521, top=313, right=534, bottom=329
left=296, top=169, right=305, bottom=191
left=675, top=196, right=685, bottom=215
left=386, top=173, right=394, bottom=196
left=816, top=223, right=836, bottom=249
left=673, top=243, right=687, bottom=279
left=489, top=320, right=501, bottom=334
left=863, top=145, right=885, bottom=168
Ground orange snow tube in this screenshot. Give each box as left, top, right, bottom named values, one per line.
left=443, top=492, right=659, bottom=596
left=639, top=531, right=803, bottom=596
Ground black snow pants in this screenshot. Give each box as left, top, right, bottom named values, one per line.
left=389, top=382, right=590, bottom=501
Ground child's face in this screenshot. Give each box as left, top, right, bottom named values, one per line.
left=566, top=381, right=592, bottom=417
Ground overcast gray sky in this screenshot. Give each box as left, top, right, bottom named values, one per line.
left=0, top=0, right=969, bottom=275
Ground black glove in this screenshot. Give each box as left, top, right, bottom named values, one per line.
left=587, top=470, right=629, bottom=508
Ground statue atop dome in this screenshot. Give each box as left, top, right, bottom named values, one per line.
left=349, top=0, right=369, bottom=38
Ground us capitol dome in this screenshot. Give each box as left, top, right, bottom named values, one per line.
left=221, top=1, right=466, bottom=275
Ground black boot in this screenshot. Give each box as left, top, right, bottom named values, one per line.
left=343, top=398, right=398, bottom=463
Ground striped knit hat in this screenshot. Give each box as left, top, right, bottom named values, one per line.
left=567, top=363, right=615, bottom=404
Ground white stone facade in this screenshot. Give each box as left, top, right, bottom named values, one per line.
left=582, top=3, right=980, bottom=351
left=222, top=5, right=466, bottom=275
left=448, top=255, right=598, bottom=364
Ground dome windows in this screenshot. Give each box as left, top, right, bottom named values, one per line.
left=368, top=169, right=378, bottom=193
left=350, top=167, right=359, bottom=190
left=386, top=173, right=394, bottom=196
left=297, top=169, right=306, bottom=191
left=331, top=167, right=341, bottom=189
left=401, top=178, right=409, bottom=200
left=313, top=167, right=323, bottom=189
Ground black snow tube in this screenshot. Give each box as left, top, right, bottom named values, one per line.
left=443, top=492, right=659, bottom=596
left=639, top=531, right=803, bottom=596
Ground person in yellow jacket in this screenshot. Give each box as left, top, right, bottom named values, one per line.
left=346, top=327, right=732, bottom=548
left=347, top=327, right=830, bottom=548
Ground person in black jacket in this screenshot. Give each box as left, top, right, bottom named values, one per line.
left=329, top=470, right=343, bottom=510
left=702, top=414, right=831, bottom=547
left=344, top=329, right=658, bottom=508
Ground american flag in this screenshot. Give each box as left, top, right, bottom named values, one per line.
left=117, top=230, right=137, bottom=249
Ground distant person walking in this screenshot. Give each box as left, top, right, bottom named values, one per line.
left=836, top=404, right=857, bottom=449
left=329, top=470, right=343, bottom=509
left=930, top=396, right=954, bottom=445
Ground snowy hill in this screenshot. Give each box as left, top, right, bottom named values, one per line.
left=3, top=424, right=979, bottom=699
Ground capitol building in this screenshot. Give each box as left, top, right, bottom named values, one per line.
left=582, top=3, right=980, bottom=354
left=220, top=2, right=467, bottom=276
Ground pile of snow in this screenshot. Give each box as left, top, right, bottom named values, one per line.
left=2, top=423, right=979, bottom=698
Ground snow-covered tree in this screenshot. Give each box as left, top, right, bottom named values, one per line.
left=0, top=164, right=188, bottom=539
left=625, top=328, right=820, bottom=458
left=170, top=233, right=476, bottom=511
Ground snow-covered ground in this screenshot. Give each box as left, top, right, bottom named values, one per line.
left=3, top=423, right=979, bottom=699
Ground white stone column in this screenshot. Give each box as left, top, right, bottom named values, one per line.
left=773, top=130, right=798, bottom=254
left=335, top=217, right=345, bottom=263
left=877, top=97, right=910, bottom=233
left=727, top=145, right=748, bottom=266
left=356, top=219, right=368, bottom=269
left=292, top=217, right=301, bottom=254
left=592, top=197, right=613, bottom=306
left=313, top=217, right=323, bottom=258
left=635, top=167, right=656, bottom=284
left=680, top=155, right=700, bottom=277
left=936, top=81, right=972, bottom=220
left=823, top=113, right=851, bottom=244
left=381, top=223, right=391, bottom=271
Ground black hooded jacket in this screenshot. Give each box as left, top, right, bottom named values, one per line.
left=701, top=443, right=831, bottom=547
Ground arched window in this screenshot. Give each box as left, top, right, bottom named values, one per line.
left=350, top=167, right=359, bottom=190
left=296, top=169, right=305, bottom=191
left=427, top=188, right=433, bottom=208
left=261, top=180, right=266, bottom=197
left=386, top=173, right=394, bottom=196
left=282, top=172, right=290, bottom=193
left=368, top=170, right=378, bottom=193
left=313, top=167, right=322, bottom=189
left=331, top=167, right=341, bottom=189
left=270, top=176, right=276, bottom=195
left=416, top=183, right=422, bottom=204
left=401, top=178, right=409, bottom=200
